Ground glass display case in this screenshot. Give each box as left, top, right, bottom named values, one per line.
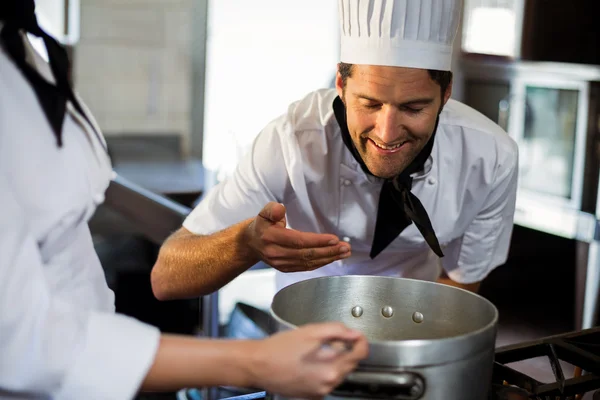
left=508, top=78, right=590, bottom=210
left=461, top=59, right=600, bottom=241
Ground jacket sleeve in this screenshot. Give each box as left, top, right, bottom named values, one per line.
left=442, top=141, right=519, bottom=284
left=183, top=115, right=291, bottom=234
left=0, top=174, right=161, bottom=400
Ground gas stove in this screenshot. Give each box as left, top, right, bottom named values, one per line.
left=179, top=327, right=600, bottom=400
left=490, top=326, right=600, bottom=400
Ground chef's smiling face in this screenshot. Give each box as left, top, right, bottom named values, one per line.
left=336, top=64, right=452, bottom=179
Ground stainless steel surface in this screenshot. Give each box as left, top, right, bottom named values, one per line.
left=112, top=160, right=206, bottom=196
left=412, top=312, right=424, bottom=324
left=583, top=171, right=600, bottom=329
left=512, top=199, right=597, bottom=243
left=498, top=95, right=511, bottom=132
left=273, top=349, right=494, bottom=400
left=103, top=173, right=191, bottom=245
left=461, top=58, right=600, bottom=82
left=334, top=369, right=425, bottom=400
left=271, top=276, right=497, bottom=365
left=381, top=306, right=394, bottom=318
left=351, top=305, right=363, bottom=318
left=576, top=241, right=599, bottom=330
left=202, top=291, right=220, bottom=400
left=271, top=276, right=498, bottom=400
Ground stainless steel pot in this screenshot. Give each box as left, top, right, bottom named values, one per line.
left=269, top=275, right=498, bottom=400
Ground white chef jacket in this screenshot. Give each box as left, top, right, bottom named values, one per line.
left=0, top=28, right=160, bottom=399
left=184, top=88, right=519, bottom=291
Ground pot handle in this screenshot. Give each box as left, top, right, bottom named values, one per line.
left=331, top=370, right=425, bottom=400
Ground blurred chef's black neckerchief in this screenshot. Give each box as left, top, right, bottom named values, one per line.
left=0, top=0, right=101, bottom=148
left=333, top=95, right=444, bottom=259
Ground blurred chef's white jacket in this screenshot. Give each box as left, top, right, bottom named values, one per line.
left=0, top=24, right=160, bottom=400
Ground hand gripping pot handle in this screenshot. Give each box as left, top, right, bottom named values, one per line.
left=331, top=370, right=425, bottom=400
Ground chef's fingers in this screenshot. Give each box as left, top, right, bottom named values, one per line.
left=264, top=242, right=349, bottom=260
left=306, top=322, right=365, bottom=343
left=266, top=227, right=342, bottom=249
left=257, top=202, right=287, bottom=226
left=304, top=323, right=368, bottom=362
left=269, top=253, right=350, bottom=272
left=317, top=336, right=369, bottom=366
left=340, top=334, right=369, bottom=362
left=301, top=253, right=351, bottom=271
left=314, top=342, right=349, bottom=361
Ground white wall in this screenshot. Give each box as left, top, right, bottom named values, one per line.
left=202, top=0, right=340, bottom=177
left=73, top=0, right=193, bottom=147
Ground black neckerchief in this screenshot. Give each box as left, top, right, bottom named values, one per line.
left=333, top=95, right=444, bottom=259
left=0, top=0, right=102, bottom=148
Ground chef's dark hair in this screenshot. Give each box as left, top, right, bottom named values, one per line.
left=337, top=62, right=453, bottom=96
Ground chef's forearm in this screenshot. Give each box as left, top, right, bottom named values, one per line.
left=150, top=219, right=259, bottom=300
left=141, top=334, right=257, bottom=392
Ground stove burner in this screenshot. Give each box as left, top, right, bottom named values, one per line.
left=491, top=326, right=600, bottom=399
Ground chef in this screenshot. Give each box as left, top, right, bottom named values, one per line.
left=151, top=0, right=519, bottom=299
left=0, top=1, right=368, bottom=399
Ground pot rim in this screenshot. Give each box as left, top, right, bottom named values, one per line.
left=269, top=275, right=499, bottom=348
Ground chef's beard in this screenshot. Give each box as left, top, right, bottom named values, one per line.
left=353, top=129, right=428, bottom=179
left=340, top=93, right=443, bottom=179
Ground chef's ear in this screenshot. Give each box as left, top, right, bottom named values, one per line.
left=335, top=69, right=344, bottom=100
left=442, top=78, right=453, bottom=105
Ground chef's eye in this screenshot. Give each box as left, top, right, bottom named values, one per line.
left=363, top=102, right=381, bottom=110
left=403, top=106, right=424, bottom=114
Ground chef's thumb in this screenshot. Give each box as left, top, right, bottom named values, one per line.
left=262, top=201, right=286, bottom=223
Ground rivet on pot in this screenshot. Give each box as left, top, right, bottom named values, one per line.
left=412, top=311, right=424, bottom=323
left=351, top=306, right=363, bottom=318
left=381, top=306, right=394, bottom=318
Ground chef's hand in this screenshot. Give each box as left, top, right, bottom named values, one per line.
left=246, top=202, right=351, bottom=272
left=249, top=322, right=369, bottom=399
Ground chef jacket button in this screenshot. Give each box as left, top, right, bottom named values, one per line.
left=427, top=177, right=437, bottom=185
left=343, top=179, right=352, bottom=186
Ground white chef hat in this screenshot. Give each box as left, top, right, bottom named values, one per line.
left=338, top=0, right=463, bottom=71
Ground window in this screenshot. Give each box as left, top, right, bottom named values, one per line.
left=461, top=0, right=522, bottom=57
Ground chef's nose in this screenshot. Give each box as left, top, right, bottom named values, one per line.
left=376, top=106, right=402, bottom=143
